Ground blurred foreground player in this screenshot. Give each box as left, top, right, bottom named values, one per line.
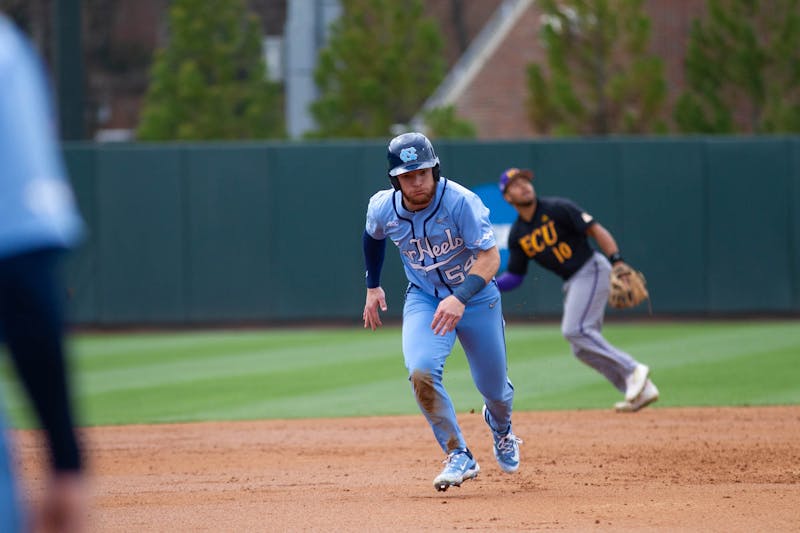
left=0, top=14, right=87, bottom=532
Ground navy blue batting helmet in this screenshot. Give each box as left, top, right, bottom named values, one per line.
left=387, top=132, right=440, bottom=189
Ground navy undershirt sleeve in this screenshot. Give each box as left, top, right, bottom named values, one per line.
left=363, top=230, right=386, bottom=288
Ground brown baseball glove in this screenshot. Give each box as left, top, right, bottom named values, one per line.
left=608, top=262, right=650, bottom=310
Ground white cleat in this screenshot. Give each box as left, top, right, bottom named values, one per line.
left=432, top=450, right=480, bottom=492
left=615, top=379, right=659, bottom=413
left=624, top=363, right=650, bottom=402
left=482, top=405, right=522, bottom=473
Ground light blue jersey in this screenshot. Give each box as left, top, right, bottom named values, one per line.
left=365, top=177, right=496, bottom=299
left=365, top=175, right=514, bottom=458
left=0, top=16, right=83, bottom=260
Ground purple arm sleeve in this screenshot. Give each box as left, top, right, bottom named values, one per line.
left=363, top=230, right=386, bottom=288
left=495, top=271, right=524, bottom=292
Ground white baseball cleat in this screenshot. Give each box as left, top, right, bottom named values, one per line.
left=624, top=363, right=650, bottom=402
left=615, top=379, right=659, bottom=413
left=433, top=450, right=480, bottom=492
left=482, top=405, right=522, bottom=473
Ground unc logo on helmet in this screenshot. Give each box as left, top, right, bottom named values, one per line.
left=400, top=147, right=418, bottom=163
left=386, top=132, right=441, bottom=190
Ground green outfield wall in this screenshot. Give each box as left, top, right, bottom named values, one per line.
left=62, top=137, right=800, bottom=325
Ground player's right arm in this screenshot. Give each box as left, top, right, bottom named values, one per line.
left=362, top=191, right=392, bottom=330
left=362, top=231, right=387, bottom=330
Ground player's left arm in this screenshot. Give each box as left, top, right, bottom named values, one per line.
left=465, top=245, right=500, bottom=282
left=431, top=246, right=499, bottom=336
left=586, top=223, right=623, bottom=264
left=431, top=193, right=499, bottom=335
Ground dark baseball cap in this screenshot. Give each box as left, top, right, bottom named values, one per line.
left=498, top=168, right=534, bottom=193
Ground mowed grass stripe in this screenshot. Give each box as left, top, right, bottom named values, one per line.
left=71, top=350, right=407, bottom=425
left=602, top=322, right=800, bottom=361
left=1, top=321, right=798, bottom=428
left=655, top=346, right=800, bottom=406
left=506, top=321, right=800, bottom=409
left=70, top=329, right=400, bottom=370
left=74, top=336, right=402, bottom=395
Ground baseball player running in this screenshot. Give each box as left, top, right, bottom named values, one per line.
left=0, top=14, right=87, bottom=532
left=363, top=133, right=522, bottom=491
left=495, top=168, right=658, bottom=412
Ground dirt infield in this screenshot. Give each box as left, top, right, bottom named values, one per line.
left=14, top=406, right=800, bottom=532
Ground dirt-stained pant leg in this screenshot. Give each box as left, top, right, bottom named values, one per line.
left=403, top=288, right=465, bottom=454
left=561, top=252, right=640, bottom=393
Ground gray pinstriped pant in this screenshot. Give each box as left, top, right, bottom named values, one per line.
left=561, top=252, right=640, bottom=393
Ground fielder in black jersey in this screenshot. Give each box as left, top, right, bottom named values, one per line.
left=495, top=168, right=659, bottom=412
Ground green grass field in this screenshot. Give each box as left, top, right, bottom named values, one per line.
left=1, top=320, right=799, bottom=428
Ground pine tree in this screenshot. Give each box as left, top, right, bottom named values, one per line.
left=675, top=0, right=800, bottom=133
left=137, top=0, right=283, bottom=140
left=309, top=0, right=445, bottom=138
left=526, top=0, right=667, bottom=136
